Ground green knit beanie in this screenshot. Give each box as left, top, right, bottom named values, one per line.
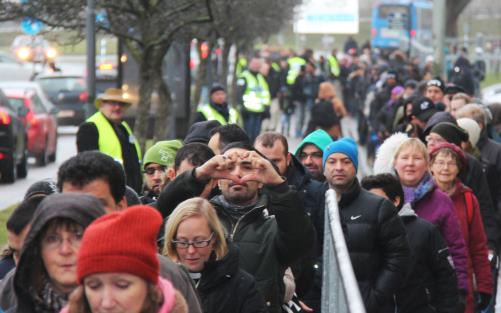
left=143, top=140, right=183, bottom=168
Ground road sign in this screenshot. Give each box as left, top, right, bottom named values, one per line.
left=20, top=17, right=44, bottom=35
left=294, top=0, right=359, bottom=34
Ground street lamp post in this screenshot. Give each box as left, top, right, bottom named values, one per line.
left=86, top=0, right=96, bottom=117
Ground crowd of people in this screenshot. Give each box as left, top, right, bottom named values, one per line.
left=0, top=38, right=501, bottom=313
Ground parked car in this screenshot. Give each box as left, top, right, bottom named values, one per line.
left=0, top=88, right=28, bottom=183
left=0, top=82, right=58, bottom=166
left=35, top=74, right=88, bottom=126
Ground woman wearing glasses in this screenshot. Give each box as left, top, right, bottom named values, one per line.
left=430, top=142, right=493, bottom=313
left=163, top=197, right=267, bottom=313
left=0, top=193, right=105, bottom=313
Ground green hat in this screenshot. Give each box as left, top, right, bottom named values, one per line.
left=143, top=140, right=183, bottom=168
left=294, top=129, right=333, bottom=156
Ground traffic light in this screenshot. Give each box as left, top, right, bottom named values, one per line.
left=200, top=42, right=209, bottom=59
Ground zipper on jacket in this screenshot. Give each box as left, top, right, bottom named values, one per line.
left=229, top=205, right=266, bottom=241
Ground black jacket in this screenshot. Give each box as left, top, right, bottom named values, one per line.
left=284, top=155, right=326, bottom=250
left=197, top=243, right=267, bottom=313
left=338, top=180, right=410, bottom=313
left=459, top=153, right=499, bottom=249
left=210, top=182, right=315, bottom=313
left=283, top=156, right=326, bottom=305
left=477, top=132, right=501, bottom=216
left=156, top=169, right=221, bottom=219
left=396, top=204, right=459, bottom=313
left=76, top=117, right=142, bottom=193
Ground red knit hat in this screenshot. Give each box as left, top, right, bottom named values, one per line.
left=77, top=205, right=162, bottom=284
left=429, top=142, right=467, bottom=171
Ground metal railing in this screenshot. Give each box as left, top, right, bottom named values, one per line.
left=321, top=189, right=366, bottom=313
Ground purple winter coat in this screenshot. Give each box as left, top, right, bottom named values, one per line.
left=414, top=186, right=468, bottom=292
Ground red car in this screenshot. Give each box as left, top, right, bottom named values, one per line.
left=0, top=82, right=58, bottom=166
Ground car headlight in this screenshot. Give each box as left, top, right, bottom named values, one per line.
left=16, top=47, right=31, bottom=60
left=45, top=48, right=57, bottom=59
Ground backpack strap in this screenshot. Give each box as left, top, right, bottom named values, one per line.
left=464, top=191, right=474, bottom=224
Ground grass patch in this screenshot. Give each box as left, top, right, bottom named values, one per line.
left=482, top=73, right=501, bottom=89
left=0, top=204, right=16, bottom=247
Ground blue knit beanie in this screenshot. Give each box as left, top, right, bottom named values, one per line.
left=322, top=137, right=358, bottom=172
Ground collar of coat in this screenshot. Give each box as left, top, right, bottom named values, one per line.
left=338, top=178, right=361, bottom=208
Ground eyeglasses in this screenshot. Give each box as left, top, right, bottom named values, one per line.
left=172, top=233, right=214, bottom=249
left=298, top=151, right=323, bottom=160
left=42, top=230, right=83, bottom=250
left=144, top=166, right=166, bottom=176
left=433, top=160, right=458, bottom=168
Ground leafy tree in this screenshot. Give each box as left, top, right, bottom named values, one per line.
left=2, top=0, right=212, bottom=148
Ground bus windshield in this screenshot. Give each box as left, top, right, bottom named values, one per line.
left=378, top=5, right=409, bottom=30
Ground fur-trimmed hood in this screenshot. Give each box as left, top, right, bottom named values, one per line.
left=373, top=132, right=409, bottom=175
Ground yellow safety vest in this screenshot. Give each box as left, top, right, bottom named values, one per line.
left=86, top=112, right=142, bottom=164
left=287, top=56, right=306, bottom=85
left=240, top=71, right=271, bottom=113
left=197, top=104, right=241, bottom=126
left=328, top=55, right=340, bottom=77
left=236, top=57, right=248, bottom=77
left=271, top=62, right=280, bottom=72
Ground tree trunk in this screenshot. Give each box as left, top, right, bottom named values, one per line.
left=230, top=45, right=240, bottom=106
left=220, top=39, right=231, bottom=89
left=135, top=45, right=165, bottom=152
left=445, top=0, right=471, bottom=37
left=155, top=73, right=172, bottom=140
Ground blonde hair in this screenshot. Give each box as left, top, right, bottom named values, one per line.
left=393, top=138, right=430, bottom=165
left=455, top=103, right=487, bottom=127
left=317, top=81, right=337, bottom=100
left=451, top=92, right=472, bottom=104
left=162, top=197, right=228, bottom=262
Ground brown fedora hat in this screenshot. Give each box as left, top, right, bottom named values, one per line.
left=95, top=88, right=133, bottom=108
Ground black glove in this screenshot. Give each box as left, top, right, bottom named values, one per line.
left=476, top=292, right=492, bottom=311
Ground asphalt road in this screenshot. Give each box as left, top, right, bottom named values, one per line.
left=0, top=127, right=77, bottom=209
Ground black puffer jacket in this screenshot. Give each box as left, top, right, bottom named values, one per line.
left=197, top=243, right=267, bottom=313
left=396, top=204, right=459, bottom=313
left=210, top=182, right=315, bottom=313
left=338, top=180, right=410, bottom=313
left=1, top=193, right=105, bottom=313
left=283, top=155, right=327, bottom=309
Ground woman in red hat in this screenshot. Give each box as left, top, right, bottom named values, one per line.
left=62, top=205, right=187, bottom=313
left=430, top=142, right=493, bottom=313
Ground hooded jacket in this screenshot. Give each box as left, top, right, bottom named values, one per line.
left=294, top=129, right=333, bottom=157
left=210, top=182, right=314, bottom=313
left=196, top=242, right=267, bottom=313
left=0, top=193, right=106, bottom=313
left=337, top=179, right=410, bottom=313
left=396, top=204, right=459, bottom=313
